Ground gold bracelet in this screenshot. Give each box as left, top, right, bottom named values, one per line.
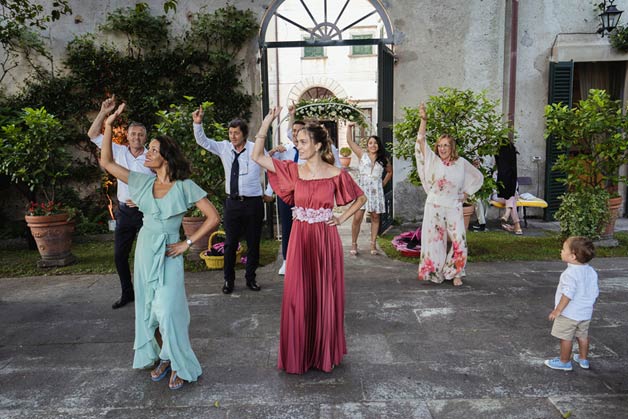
left=255, top=134, right=267, bottom=138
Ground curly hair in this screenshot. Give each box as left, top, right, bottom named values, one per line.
left=432, top=134, right=459, bottom=161
left=566, top=236, right=595, bottom=264
left=155, top=135, right=192, bottom=181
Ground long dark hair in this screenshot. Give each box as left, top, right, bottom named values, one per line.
left=368, top=135, right=389, bottom=168
left=155, top=135, right=192, bottom=181
left=300, top=122, right=335, bottom=166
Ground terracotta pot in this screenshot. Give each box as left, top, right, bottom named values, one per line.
left=462, top=204, right=475, bottom=230
left=601, top=196, right=623, bottom=240
left=182, top=216, right=217, bottom=261
left=25, top=213, right=76, bottom=268
left=339, top=156, right=352, bottom=167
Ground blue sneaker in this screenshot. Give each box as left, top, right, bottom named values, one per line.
left=573, top=354, right=590, bottom=369
left=544, top=357, right=573, bottom=371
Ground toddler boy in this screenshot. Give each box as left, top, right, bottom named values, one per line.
left=544, top=236, right=599, bottom=371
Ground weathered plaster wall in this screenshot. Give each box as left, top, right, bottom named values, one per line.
left=387, top=0, right=507, bottom=221
left=3, top=1, right=623, bottom=223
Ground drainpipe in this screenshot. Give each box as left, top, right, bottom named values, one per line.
left=507, top=0, right=519, bottom=142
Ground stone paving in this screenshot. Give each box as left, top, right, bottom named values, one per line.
left=0, top=221, right=627, bottom=418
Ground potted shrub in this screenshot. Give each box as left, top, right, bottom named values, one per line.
left=339, top=147, right=352, bottom=167
left=392, top=87, right=513, bottom=228
left=0, top=107, right=77, bottom=266
left=154, top=98, right=227, bottom=260
left=545, top=89, right=628, bottom=240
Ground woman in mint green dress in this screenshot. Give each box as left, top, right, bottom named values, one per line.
left=100, top=101, right=220, bottom=390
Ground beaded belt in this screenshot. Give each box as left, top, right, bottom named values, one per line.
left=291, top=207, right=333, bottom=224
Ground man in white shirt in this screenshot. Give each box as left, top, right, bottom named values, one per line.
left=192, top=106, right=265, bottom=294
left=88, top=96, right=155, bottom=309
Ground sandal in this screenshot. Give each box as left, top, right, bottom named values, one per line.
left=514, top=229, right=523, bottom=235
left=453, top=277, right=463, bottom=287
left=501, top=223, right=514, bottom=232
left=500, top=215, right=509, bottom=223
left=350, top=243, right=359, bottom=256
left=370, top=241, right=379, bottom=255
left=169, top=371, right=185, bottom=390
left=151, top=360, right=171, bottom=382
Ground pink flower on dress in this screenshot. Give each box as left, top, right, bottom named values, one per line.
left=437, top=177, right=448, bottom=191
left=418, top=257, right=435, bottom=280
left=435, top=225, right=445, bottom=242
left=451, top=241, right=466, bottom=273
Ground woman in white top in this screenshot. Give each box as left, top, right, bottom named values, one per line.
left=414, top=103, right=483, bottom=287
left=346, top=122, right=393, bottom=255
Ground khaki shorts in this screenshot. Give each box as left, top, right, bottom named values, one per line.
left=551, top=315, right=591, bottom=340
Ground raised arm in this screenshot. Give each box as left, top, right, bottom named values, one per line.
left=88, top=95, right=117, bottom=140
left=416, top=103, right=427, bottom=156
left=345, top=121, right=363, bottom=159
left=100, top=103, right=130, bottom=184
left=192, top=105, right=222, bottom=154
left=252, top=106, right=281, bottom=173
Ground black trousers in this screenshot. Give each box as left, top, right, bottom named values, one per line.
left=223, top=197, right=264, bottom=284
left=277, top=197, right=293, bottom=260
left=114, top=204, right=143, bottom=298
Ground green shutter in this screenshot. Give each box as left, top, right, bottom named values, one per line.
left=352, top=34, right=373, bottom=55
left=544, top=61, right=574, bottom=220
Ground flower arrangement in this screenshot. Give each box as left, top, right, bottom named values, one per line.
left=295, top=97, right=368, bottom=128
left=26, top=201, right=77, bottom=220
left=339, top=147, right=352, bottom=157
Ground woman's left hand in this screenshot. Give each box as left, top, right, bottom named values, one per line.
left=326, top=216, right=342, bottom=226
left=105, top=103, right=125, bottom=126
left=166, top=241, right=189, bottom=257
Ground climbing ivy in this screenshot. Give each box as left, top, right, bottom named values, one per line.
left=0, top=4, right=258, bottom=232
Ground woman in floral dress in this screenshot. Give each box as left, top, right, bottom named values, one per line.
left=415, top=103, right=483, bottom=286
left=345, top=122, right=393, bottom=255
left=252, top=107, right=366, bottom=374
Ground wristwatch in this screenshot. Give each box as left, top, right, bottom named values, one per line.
left=185, top=238, right=193, bottom=246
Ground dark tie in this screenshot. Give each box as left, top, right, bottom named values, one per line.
left=230, top=149, right=245, bottom=196
left=293, top=149, right=299, bottom=162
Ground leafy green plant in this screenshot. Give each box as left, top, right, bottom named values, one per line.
left=154, top=98, right=227, bottom=214
left=610, top=25, right=628, bottom=52
left=554, top=187, right=611, bottom=240
left=0, top=107, right=71, bottom=204
left=339, top=147, right=352, bottom=157
left=1, top=4, right=257, bottom=227
left=545, top=89, right=628, bottom=195
left=392, top=87, right=512, bottom=201
left=0, top=0, right=72, bottom=84
left=100, top=4, right=170, bottom=58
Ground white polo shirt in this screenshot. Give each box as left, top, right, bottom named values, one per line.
left=91, top=134, right=154, bottom=203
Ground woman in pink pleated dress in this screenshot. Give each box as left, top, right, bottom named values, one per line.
left=252, top=107, right=366, bottom=374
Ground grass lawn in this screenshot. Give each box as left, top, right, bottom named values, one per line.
left=378, top=231, right=628, bottom=264
left=0, top=239, right=280, bottom=278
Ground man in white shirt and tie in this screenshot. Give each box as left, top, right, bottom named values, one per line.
left=192, top=106, right=265, bottom=294
left=88, top=96, right=155, bottom=309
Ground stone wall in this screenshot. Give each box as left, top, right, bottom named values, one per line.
left=3, top=0, right=625, bottom=222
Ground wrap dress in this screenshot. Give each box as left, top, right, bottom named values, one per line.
left=128, top=171, right=206, bottom=382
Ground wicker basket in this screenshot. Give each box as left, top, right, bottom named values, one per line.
left=199, top=230, right=243, bottom=269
